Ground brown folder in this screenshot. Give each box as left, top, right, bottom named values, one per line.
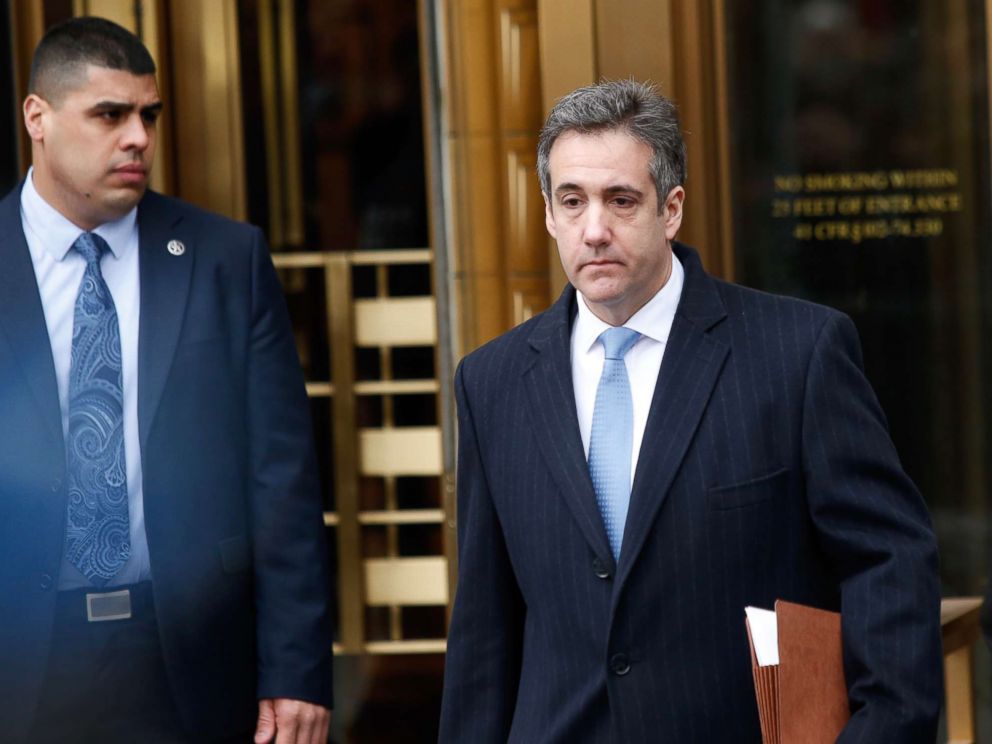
left=745, top=600, right=850, bottom=743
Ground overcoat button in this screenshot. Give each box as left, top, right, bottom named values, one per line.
left=610, top=653, right=631, bottom=676
left=592, top=558, right=611, bottom=579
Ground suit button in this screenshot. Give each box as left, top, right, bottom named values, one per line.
left=610, top=653, right=630, bottom=676
left=50, top=477, right=62, bottom=493
left=592, top=557, right=611, bottom=579
left=39, top=573, right=53, bottom=590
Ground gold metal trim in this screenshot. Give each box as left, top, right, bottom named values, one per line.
left=273, top=250, right=433, bottom=269
left=221, top=0, right=248, bottom=220
left=257, top=0, right=285, bottom=246
left=358, top=509, right=445, bottom=525
left=332, top=640, right=447, bottom=655
left=354, top=298, right=438, bottom=347
left=941, top=597, right=983, bottom=742
left=326, top=255, right=365, bottom=652
left=359, top=427, right=444, bottom=477
left=353, top=380, right=439, bottom=395
left=142, top=1, right=174, bottom=196
left=365, top=556, right=449, bottom=606
left=711, top=0, right=735, bottom=279
left=254, top=0, right=308, bottom=246
left=278, top=0, right=304, bottom=245
left=167, top=0, right=246, bottom=218
left=363, top=639, right=447, bottom=654
left=272, top=254, right=327, bottom=269
left=304, top=382, right=335, bottom=397
left=350, top=249, right=433, bottom=265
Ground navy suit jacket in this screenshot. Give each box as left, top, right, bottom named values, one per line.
left=439, top=243, right=942, bottom=743
left=0, top=185, right=333, bottom=742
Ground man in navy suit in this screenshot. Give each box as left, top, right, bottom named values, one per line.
left=0, top=17, right=332, bottom=743
left=439, top=80, right=942, bottom=742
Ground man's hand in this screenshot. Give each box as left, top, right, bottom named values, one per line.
left=254, top=698, right=331, bottom=744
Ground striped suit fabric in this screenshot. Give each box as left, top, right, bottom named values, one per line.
left=439, top=242, right=942, bottom=743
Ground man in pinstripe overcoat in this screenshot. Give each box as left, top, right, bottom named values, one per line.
left=439, top=80, right=942, bottom=743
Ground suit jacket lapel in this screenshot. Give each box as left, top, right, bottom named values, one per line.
left=137, top=192, right=194, bottom=451
left=0, top=184, right=63, bottom=446
left=615, top=244, right=730, bottom=588
left=523, top=287, right=615, bottom=568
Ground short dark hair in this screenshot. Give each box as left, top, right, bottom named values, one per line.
left=537, top=80, right=687, bottom=209
left=29, top=16, right=156, bottom=103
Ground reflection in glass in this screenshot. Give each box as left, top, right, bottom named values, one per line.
left=300, top=0, right=427, bottom=251
left=725, top=1, right=991, bottom=735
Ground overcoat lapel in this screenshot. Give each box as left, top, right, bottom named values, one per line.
left=615, top=244, right=730, bottom=589
left=523, top=288, right=615, bottom=567
left=136, top=192, right=194, bottom=452
left=0, top=185, right=63, bottom=446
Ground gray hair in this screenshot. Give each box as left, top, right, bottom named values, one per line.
left=537, top=80, right=687, bottom=209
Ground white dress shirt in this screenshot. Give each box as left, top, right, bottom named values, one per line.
left=21, top=169, right=151, bottom=589
left=571, top=254, right=685, bottom=484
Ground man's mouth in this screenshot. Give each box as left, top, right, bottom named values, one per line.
left=112, top=164, right=148, bottom=184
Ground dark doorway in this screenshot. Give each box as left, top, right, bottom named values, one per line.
left=1, top=0, right=20, bottom=193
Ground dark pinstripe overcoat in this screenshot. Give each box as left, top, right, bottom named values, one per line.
left=439, top=243, right=942, bottom=743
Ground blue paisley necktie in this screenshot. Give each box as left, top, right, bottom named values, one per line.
left=588, top=326, right=641, bottom=561
left=64, top=232, right=130, bottom=585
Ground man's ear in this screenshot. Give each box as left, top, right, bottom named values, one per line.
left=662, top=186, right=685, bottom=240
left=544, top=193, right=558, bottom=240
left=23, top=95, right=49, bottom=143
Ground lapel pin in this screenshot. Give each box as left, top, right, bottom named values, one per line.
left=167, top=240, right=186, bottom=256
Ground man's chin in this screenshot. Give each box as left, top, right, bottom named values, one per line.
left=576, top=276, right=625, bottom=303
left=84, top=189, right=147, bottom=226
left=107, top=186, right=148, bottom=210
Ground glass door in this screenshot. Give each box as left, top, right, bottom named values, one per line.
left=2, top=0, right=24, bottom=191
left=723, top=0, right=991, bottom=736
left=236, top=1, right=450, bottom=741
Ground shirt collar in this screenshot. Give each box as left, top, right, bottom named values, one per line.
left=575, top=252, right=685, bottom=353
left=21, top=166, right=137, bottom=262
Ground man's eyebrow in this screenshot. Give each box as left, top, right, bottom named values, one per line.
left=554, top=182, right=584, bottom=195
left=87, top=100, right=164, bottom=114
left=603, top=184, right=645, bottom=198
left=553, top=182, right=645, bottom=197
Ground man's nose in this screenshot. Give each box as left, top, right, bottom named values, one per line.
left=583, top=203, right=611, bottom=246
left=121, top=114, right=151, bottom=150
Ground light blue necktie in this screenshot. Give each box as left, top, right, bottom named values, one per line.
left=588, top=326, right=641, bottom=561
left=64, top=232, right=130, bottom=585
